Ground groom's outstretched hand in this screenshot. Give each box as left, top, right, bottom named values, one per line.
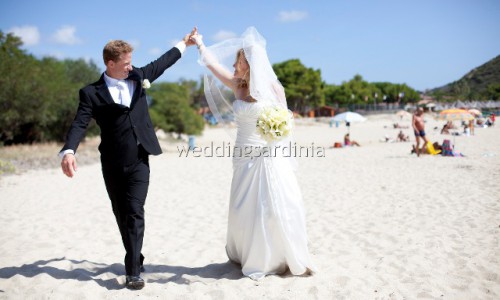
left=61, top=154, right=77, bottom=178
left=183, top=27, right=197, bottom=47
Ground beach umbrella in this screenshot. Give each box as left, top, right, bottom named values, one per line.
left=332, top=111, right=367, bottom=123
left=332, top=111, right=366, bottom=133
left=437, top=109, right=474, bottom=148
left=437, top=109, right=474, bottom=121
left=467, top=109, right=482, bottom=117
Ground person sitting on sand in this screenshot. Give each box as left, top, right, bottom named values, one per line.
left=396, top=130, right=409, bottom=142
left=344, top=133, right=360, bottom=146
left=441, top=123, right=450, bottom=134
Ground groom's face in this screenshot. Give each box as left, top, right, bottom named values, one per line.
left=107, top=52, right=133, bottom=80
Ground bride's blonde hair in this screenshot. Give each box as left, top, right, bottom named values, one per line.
left=234, top=49, right=250, bottom=89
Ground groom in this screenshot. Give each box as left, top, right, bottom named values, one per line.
left=60, top=28, right=196, bottom=289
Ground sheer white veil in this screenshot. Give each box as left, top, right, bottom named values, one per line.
left=199, top=27, right=298, bottom=169
left=199, top=27, right=288, bottom=127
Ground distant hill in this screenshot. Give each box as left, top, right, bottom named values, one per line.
left=430, top=55, right=500, bottom=100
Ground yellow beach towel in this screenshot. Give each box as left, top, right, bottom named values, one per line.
left=426, top=141, right=441, bottom=155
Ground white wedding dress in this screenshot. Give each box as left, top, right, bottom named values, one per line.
left=226, top=100, right=316, bottom=280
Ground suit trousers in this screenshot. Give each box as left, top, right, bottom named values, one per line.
left=101, top=145, right=149, bottom=276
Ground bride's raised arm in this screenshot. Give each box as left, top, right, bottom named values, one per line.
left=191, top=32, right=235, bottom=90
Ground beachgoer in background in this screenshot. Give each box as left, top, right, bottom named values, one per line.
left=397, top=130, right=409, bottom=142
left=469, top=119, right=474, bottom=136
left=463, top=123, right=470, bottom=136
left=441, top=123, right=450, bottom=135
left=411, top=141, right=442, bottom=155
left=393, top=123, right=409, bottom=129
left=412, top=107, right=429, bottom=156
left=344, top=133, right=360, bottom=146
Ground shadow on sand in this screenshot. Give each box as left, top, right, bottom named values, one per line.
left=0, top=257, right=242, bottom=290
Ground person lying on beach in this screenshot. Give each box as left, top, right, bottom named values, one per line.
left=393, top=123, right=409, bottom=129
left=411, top=142, right=442, bottom=155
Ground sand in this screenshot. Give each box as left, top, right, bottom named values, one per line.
left=0, top=113, right=498, bottom=299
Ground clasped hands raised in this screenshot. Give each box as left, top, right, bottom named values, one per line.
left=184, top=27, right=203, bottom=48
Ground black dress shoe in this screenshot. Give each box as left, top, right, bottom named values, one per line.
left=125, top=275, right=145, bottom=290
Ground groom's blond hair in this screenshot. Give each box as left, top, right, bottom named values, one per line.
left=103, top=40, right=134, bottom=64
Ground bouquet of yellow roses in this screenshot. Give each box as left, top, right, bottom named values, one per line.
left=256, top=106, right=293, bottom=142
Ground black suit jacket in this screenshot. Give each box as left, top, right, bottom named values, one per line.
left=61, top=47, right=182, bottom=167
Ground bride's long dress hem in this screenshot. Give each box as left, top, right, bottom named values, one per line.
left=225, top=245, right=315, bottom=281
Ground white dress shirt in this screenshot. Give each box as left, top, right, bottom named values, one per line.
left=103, top=73, right=135, bottom=107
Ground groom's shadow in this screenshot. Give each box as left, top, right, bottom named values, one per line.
left=0, top=257, right=124, bottom=290
left=0, top=257, right=242, bottom=290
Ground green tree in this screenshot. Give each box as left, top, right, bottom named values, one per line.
left=345, top=75, right=380, bottom=104
left=323, top=77, right=420, bottom=108
left=324, top=83, right=354, bottom=106
left=0, top=31, right=101, bottom=144
left=273, top=59, right=324, bottom=113
left=149, top=82, right=204, bottom=136
left=0, top=31, right=41, bottom=143
left=326, top=75, right=381, bottom=106
left=178, top=77, right=205, bottom=109
left=372, top=82, right=419, bottom=104
left=486, top=83, right=500, bottom=100
left=44, top=58, right=101, bottom=141
left=323, top=84, right=339, bottom=106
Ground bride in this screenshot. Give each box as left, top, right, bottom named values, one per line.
left=192, top=27, right=316, bottom=280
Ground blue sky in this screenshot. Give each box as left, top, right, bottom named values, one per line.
left=1, top=0, right=499, bottom=91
